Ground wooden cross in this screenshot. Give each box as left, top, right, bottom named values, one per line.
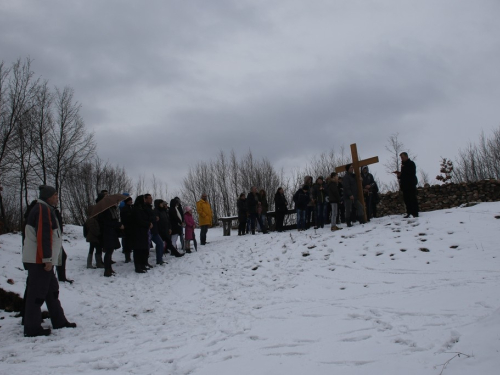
left=335, top=144, right=379, bottom=222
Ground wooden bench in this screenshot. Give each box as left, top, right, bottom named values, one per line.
left=218, top=209, right=297, bottom=236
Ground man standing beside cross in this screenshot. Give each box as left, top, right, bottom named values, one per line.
left=335, top=144, right=379, bottom=225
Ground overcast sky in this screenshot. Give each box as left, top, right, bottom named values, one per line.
left=1, top=0, right=499, bottom=194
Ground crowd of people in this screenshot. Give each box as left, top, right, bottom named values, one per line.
left=237, top=152, right=419, bottom=233
left=84, top=192, right=213, bottom=277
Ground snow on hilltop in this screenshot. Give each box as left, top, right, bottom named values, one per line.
left=1, top=203, right=500, bottom=375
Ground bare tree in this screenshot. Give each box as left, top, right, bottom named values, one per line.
left=47, top=86, right=95, bottom=210
left=0, top=58, right=40, bottom=177
left=454, top=127, right=500, bottom=182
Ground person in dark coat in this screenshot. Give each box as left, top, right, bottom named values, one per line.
left=259, top=189, right=269, bottom=231
left=247, top=186, right=267, bottom=235
left=120, top=197, right=134, bottom=263
left=361, top=166, right=377, bottom=220
left=395, top=152, right=419, bottom=218
left=274, top=187, right=288, bottom=232
left=155, top=200, right=170, bottom=246
left=337, top=176, right=345, bottom=224
left=149, top=197, right=166, bottom=265
left=98, top=205, right=123, bottom=277
left=343, top=164, right=366, bottom=227
left=327, top=172, right=342, bottom=231
left=293, top=185, right=310, bottom=231
left=311, top=176, right=327, bottom=229
left=169, top=197, right=184, bottom=250
left=303, top=176, right=315, bottom=229
left=132, top=195, right=153, bottom=273
left=237, top=193, right=248, bottom=235
left=84, top=209, right=104, bottom=268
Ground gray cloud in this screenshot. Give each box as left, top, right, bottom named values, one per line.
left=1, top=0, right=500, bottom=194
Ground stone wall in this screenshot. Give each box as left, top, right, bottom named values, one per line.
left=376, top=179, right=500, bottom=217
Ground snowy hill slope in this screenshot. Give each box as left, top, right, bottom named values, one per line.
left=1, top=203, right=499, bottom=375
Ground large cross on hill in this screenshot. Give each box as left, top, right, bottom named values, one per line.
left=335, top=144, right=379, bottom=222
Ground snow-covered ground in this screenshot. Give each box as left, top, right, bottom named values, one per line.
left=1, top=203, right=500, bottom=375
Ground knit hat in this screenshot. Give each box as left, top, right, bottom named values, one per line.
left=345, top=163, right=352, bottom=172
left=39, top=185, right=57, bottom=201
left=184, top=205, right=192, bottom=212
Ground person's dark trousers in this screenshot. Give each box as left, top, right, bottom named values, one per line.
left=133, top=249, right=142, bottom=271
left=103, top=248, right=115, bottom=272
left=275, top=213, right=285, bottom=232
left=200, top=225, right=209, bottom=244
left=296, top=209, right=306, bottom=230
left=121, top=237, right=131, bottom=262
left=339, top=202, right=345, bottom=223
left=24, top=264, right=68, bottom=336
left=250, top=213, right=266, bottom=234
left=345, top=198, right=365, bottom=225
left=238, top=220, right=246, bottom=235
left=305, top=206, right=314, bottom=229
left=403, top=189, right=419, bottom=217
left=325, top=204, right=331, bottom=225
left=316, top=203, right=326, bottom=228
left=56, top=248, right=69, bottom=282
left=364, top=194, right=373, bottom=219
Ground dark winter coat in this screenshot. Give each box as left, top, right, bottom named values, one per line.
left=343, top=172, right=359, bottom=200
left=132, top=196, right=152, bottom=250
left=274, top=192, right=288, bottom=213
left=247, top=192, right=259, bottom=214
left=145, top=203, right=158, bottom=235
left=259, top=193, right=268, bottom=214
left=169, top=198, right=184, bottom=236
left=98, top=206, right=122, bottom=251
left=154, top=201, right=170, bottom=240
left=120, top=204, right=134, bottom=241
left=399, top=158, right=418, bottom=190
left=293, top=189, right=310, bottom=210
left=327, top=182, right=340, bottom=204
left=84, top=216, right=101, bottom=244
left=304, top=176, right=315, bottom=207
left=311, top=182, right=327, bottom=204
left=362, top=168, right=376, bottom=191
left=237, top=198, right=248, bottom=221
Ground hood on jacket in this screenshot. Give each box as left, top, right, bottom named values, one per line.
left=134, top=195, right=145, bottom=206
left=154, top=199, right=164, bottom=209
